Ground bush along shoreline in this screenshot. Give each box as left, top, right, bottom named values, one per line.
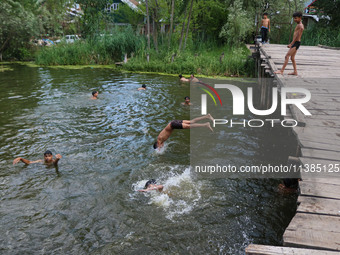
left=34, top=27, right=255, bottom=77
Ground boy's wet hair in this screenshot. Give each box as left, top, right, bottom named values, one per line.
left=92, top=91, right=98, bottom=96
left=293, top=11, right=302, bottom=18
left=145, top=179, right=156, bottom=189
left=184, top=96, right=190, bottom=100
left=263, top=12, right=268, bottom=16
left=179, top=74, right=183, bottom=78
left=142, top=84, right=146, bottom=88
left=153, top=142, right=158, bottom=149
left=44, top=150, right=52, bottom=156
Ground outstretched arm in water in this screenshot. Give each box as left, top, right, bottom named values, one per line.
left=13, top=157, right=42, bottom=165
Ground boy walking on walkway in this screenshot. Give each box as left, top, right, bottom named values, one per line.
left=261, top=13, right=270, bottom=44
left=275, top=12, right=304, bottom=76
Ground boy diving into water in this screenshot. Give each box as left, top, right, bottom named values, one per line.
left=274, top=12, right=304, bottom=76
left=153, top=114, right=214, bottom=150
left=13, top=150, right=62, bottom=166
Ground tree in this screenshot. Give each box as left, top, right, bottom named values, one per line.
left=0, top=0, right=38, bottom=61
left=219, top=0, right=252, bottom=45
left=168, top=0, right=175, bottom=47
left=145, top=0, right=151, bottom=53
left=183, top=0, right=194, bottom=50
left=76, top=0, right=108, bottom=36
left=178, top=0, right=189, bottom=51
left=314, top=0, right=340, bottom=28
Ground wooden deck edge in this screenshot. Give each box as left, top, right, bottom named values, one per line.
left=318, top=44, right=340, bottom=50
left=245, top=244, right=340, bottom=254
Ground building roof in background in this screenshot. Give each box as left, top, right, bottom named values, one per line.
left=304, top=0, right=318, bottom=9
left=121, top=0, right=139, bottom=11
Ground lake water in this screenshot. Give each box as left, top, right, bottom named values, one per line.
left=0, top=64, right=297, bottom=254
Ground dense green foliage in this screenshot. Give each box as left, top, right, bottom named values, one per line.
left=0, top=0, right=72, bottom=60
left=36, top=27, right=144, bottom=65
left=2, top=0, right=339, bottom=77
left=123, top=43, right=254, bottom=77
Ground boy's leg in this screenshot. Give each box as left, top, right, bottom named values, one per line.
left=274, top=47, right=296, bottom=74
left=189, top=114, right=214, bottom=123
left=261, top=28, right=265, bottom=43
left=182, top=122, right=213, bottom=132
left=264, top=28, right=268, bottom=43
left=288, top=50, right=298, bottom=75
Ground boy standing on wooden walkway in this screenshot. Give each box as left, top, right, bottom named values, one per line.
left=275, top=12, right=304, bottom=76
left=261, top=13, right=271, bottom=44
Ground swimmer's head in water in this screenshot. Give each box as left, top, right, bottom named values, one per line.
left=153, top=142, right=158, bottom=149
left=179, top=74, right=183, bottom=78
left=43, top=150, right=53, bottom=162
left=184, top=96, right=190, bottom=100
left=145, top=179, right=156, bottom=189
left=44, top=150, right=52, bottom=156
left=92, top=91, right=98, bottom=97
left=142, top=84, right=146, bottom=88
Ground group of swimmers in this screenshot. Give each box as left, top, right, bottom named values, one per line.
left=13, top=74, right=214, bottom=193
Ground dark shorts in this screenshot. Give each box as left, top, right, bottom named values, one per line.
left=291, top=41, right=301, bottom=50
left=170, top=120, right=183, bottom=129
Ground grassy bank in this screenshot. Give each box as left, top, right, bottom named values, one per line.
left=34, top=27, right=255, bottom=77
left=122, top=44, right=254, bottom=77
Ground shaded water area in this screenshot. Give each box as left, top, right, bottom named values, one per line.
left=0, top=64, right=297, bottom=254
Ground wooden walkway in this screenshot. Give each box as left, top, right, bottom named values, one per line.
left=246, top=44, right=340, bottom=254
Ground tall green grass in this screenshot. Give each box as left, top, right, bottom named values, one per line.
left=270, top=24, right=340, bottom=47
left=35, top=26, right=144, bottom=65
left=35, top=26, right=254, bottom=77
left=123, top=44, right=254, bottom=77
left=303, top=26, right=340, bottom=47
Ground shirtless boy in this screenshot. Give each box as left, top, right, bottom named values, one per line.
left=179, top=74, right=190, bottom=82
left=138, top=179, right=164, bottom=192
left=138, top=84, right=147, bottom=90
left=261, top=13, right=271, bottom=44
left=92, top=91, right=99, bottom=99
left=13, top=150, right=62, bottom=166
left=190, top=74, right=199, bottom=83
left=153, top=114, right=214, bottom=150
left=181, top=96, right=192, bottom=106
left=275, top=12, right=304, bottom=76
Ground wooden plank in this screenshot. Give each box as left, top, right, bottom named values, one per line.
left=286, top=212, right=340, bottom=233
left=245, top=244, right=339, bottom=255
left=297, top=196, right=340, bottom=216
left=301, top=148, right=340, bottom=161
left=302, top=177, right=340, bottom=185
left=300, top=181, right=340, bottom=199
left=284, top=213, right=340, bottom=251
left=299, top=139, right=340, bottom=153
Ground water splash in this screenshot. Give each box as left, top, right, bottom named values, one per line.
left=132, top=167, right=204, bottom=220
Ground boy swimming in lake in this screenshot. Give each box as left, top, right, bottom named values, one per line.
left=190, top=74, right=199, bottom=83
left=138, top=179, right=164, bottom=192
left=274, top=12, right=304, bottom=76
left=13, top=150, right=62, bottom=166
left=261, top=13, right=270, bottom=44
left=153, top=114, right=214, bottom=150
left=92, top=91, right=99, bottom=99
left=181, top=96, right=192, bottom=106
left=179, top=74, right=190, bottom=82
left=138, top=84, right=147, bottom=90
